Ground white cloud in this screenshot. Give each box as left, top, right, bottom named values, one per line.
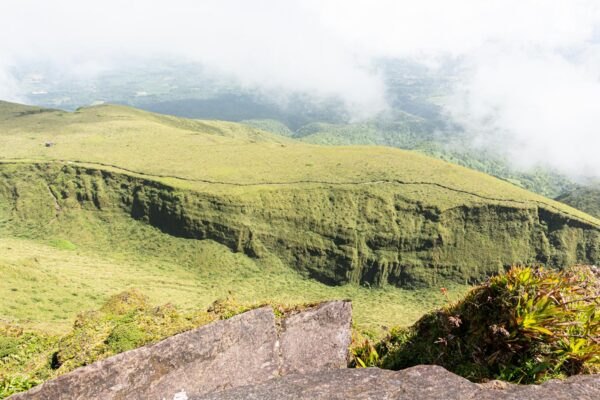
left=1, top=0, right=600, bottom=177
left=0, top=56, right=22, bottom=102
left=446, top=46, right=600, bottom=177
left=0, top=1, right=388, bottom=115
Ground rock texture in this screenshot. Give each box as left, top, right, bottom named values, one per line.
left=279, top=300, right=352, bottom=375
left=9, top=301, right=351, bottom=400
left=194, top=365, right=600, bottom=400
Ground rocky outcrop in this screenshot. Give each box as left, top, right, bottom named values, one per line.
left=9, top=301, right=352, bottom=400
left=8, top=299, right=600, bottom=400
left=195, top=365, right=600, bottom=400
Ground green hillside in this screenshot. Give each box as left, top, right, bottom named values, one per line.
left=556, top=186, right=600, bottom=219
left=248, top=117, right=576, bottom=199
left=0, top=101, right=590, bottom=211
left=1, top=100, right=599, bottom=331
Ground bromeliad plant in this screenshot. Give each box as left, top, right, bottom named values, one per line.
left=366, top=265, right=600, bottom=383
left=351, top=338, right=379, bottom=368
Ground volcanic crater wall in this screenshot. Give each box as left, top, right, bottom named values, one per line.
left=2, top=162, right=599, bottom=287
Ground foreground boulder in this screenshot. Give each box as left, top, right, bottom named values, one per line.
left=278, top=300, right=351, bottom=375
left=9, top=301, right=351, bottom=399
left=195, top=365, right=600, bottom=400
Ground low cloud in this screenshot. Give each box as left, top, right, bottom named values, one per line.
left=1, top=0, right=600, bottom=177
left=446, top=47, right=600, bottom=178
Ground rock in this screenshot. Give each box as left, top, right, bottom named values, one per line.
left=10, top=300, right=600, bottom=399
left=279, top=300, right=352, bottom=375
left=9, top=301, right=351, bottom=400
left=478, top=373, right=600, bottom=400
left=193, top=366, right=478, bottom=400
left=193, top=366, right=600, bottom=400
left=10, top=307, right=278, bottom=400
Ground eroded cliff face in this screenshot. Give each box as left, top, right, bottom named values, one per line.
left=2, top=162, right=599, bottom=288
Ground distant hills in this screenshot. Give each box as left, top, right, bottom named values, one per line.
left=15, top=61, right=578, bottom=199
left=242, top=115, right=577, bottom=199
left=556, top=186, right=600, bottom=219
left=1, top=99, right=599, bottom=333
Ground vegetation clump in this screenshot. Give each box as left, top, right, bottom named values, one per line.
left=52, top=289, right=215, bottom=373
left=353, top=266, right=600, bottom=384
left=0, top=324, right=54, bottom=398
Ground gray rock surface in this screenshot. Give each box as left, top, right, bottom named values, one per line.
left=279, top=300, right=352, bottom=375
left=194, top=365, right=477, bottom=400
left=9, top=301, right=352, bottom=400
left=479, top=373, right=600, bottom=400
left=194, top=366, right=600, bottom=400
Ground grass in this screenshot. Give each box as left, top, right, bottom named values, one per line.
left=0, top=99, right=598, bottom=355
left=0, top=99, right=598, bottom=329
left=2, top=100, right=599, bottom=292
left=0, top=215, right=468, bottom=334
left=288, top=118, right=577, bottom=199
left=0, top=100, right=596, bottom=220
left=556, top=186, right=600, bottom=219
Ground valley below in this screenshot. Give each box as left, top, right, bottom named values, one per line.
left=1, top=101, right=600, bottom=397
left=1, top=101, right=599, bottom=330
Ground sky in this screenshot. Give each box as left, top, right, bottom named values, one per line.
left=1, top=0, right=600, bottom=177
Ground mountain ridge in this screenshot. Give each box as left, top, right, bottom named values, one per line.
left=1, top=99, right=599, bottom=291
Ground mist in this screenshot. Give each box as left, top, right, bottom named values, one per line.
left=2, top=0, right=600, bottom=177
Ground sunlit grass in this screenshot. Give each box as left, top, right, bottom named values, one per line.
left=0, top=101, right=597, bottom=221
left=0, top=231, right=468, bottom=335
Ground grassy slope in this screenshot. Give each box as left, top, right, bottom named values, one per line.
left=0, top=205, right=465, bottom=334
left=279, top=115, right=577, bottom=199
left=556, top=187, right=600, bottom=219
left=0, top=100, right=599, bottom=331
left=0, top=101, right=595, bottom=220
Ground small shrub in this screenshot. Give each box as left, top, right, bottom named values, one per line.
left=0, top=375, right=42, bottom=399
left=100, top=289, right=150, bottom=315
left=351, top=338, right=379, bottom=368
left=105, top=323, right=146, bottom=353
left=207, top=296, right=254, bottom=319
left=0, top=324, right=57, bottom=399
left=371, top=266, right=600, bottom=383
left=0, top=337, right=19, bottom=359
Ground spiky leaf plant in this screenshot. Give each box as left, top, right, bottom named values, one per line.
left=362, top=266, right=600, bottom=383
